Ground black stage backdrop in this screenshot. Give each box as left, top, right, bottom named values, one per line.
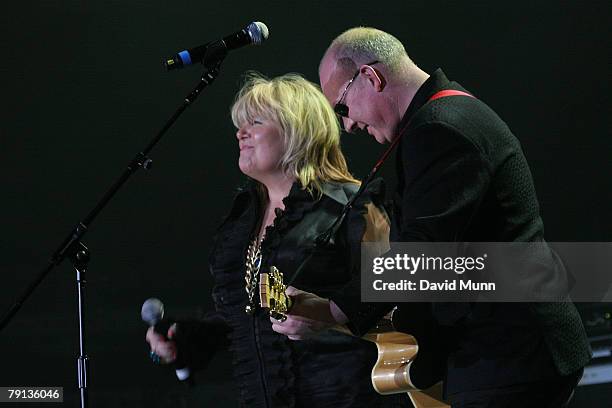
left=1, top=1, right=610, bottom=407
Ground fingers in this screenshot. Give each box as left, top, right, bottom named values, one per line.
left=271, top=286, right=335, bottom=340
left=270, top=315, right=313, bottom=340
left=271, top=323, right=305, bottom=340
left=146, top=326, right=164, bottom=343
left=285, top=285, right=301, bottom=296
left=145, top=326, right=177, bottom=364
left=154, top=341, right=178, bottom=364
left=168, top=323, right=177, bottom=339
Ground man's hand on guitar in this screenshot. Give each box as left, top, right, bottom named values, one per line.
left=270, top=286, right=348, bottom=340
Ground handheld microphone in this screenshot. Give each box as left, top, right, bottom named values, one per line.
left=141, top=298, right=191, bottom=382
left=164, top=21, right=269, bottom=71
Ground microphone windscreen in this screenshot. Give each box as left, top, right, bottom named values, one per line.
left=141, top=298, right=164, bottom=326
left=248, top=22, right=269, bottom=44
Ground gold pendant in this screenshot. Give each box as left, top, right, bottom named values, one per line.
left=245, top=304, right=255, bottom=315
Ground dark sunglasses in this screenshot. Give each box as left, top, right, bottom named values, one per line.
left=333, top=60, right=379, bottom=118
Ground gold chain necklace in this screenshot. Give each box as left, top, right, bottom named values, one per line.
left=244, top=236, right=262, bottom=314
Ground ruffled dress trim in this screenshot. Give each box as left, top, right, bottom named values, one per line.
left=208, top=179, right=393, bottom=407
left=209, top=182, right=319, bottom=407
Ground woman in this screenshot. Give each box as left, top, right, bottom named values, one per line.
left=146, top=73, right=404, bottom=407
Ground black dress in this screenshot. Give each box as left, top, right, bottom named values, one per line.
left=185, top=180, right=407, bottom=408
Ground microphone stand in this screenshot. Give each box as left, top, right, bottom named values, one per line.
left=0, top=58, right=224, bottom=408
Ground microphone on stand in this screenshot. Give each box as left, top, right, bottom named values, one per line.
left=164, top=21, right=269, bottom=70
left=141, top=298, right=192, bottom=383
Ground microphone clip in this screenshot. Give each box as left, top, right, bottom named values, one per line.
left=165, top=40, right=228, bottom=71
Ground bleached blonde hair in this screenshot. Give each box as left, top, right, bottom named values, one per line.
left=323, top=27, right=412, bottom=76
left=231, top=72, right=359, bottom=196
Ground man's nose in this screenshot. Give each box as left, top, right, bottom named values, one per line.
left=343, top=117, right=358, bottom=133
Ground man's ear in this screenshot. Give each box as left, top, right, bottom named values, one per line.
left=360, top=64, right=386, bottom=92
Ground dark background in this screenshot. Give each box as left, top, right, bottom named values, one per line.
left=1, top=1, right=610, bottom=407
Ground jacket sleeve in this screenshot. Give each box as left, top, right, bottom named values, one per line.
left=173, top=311, right=232, bottom=371
left=328, top=178, right=396, bottom=336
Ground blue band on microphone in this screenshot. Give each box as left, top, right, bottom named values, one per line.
left=178, top=50, right=192, bottom=66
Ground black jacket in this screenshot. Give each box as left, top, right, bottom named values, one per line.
left=343, top=69, right=591, bottom=395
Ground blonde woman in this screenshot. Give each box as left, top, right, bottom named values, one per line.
left=146, top=74, right=404, bottom=407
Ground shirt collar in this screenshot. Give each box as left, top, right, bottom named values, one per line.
left=398, top=68, right=451, bottom=130
left=239, top=179, right=354, bottom=207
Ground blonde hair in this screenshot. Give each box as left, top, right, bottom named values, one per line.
left=323, top=27, right=412, bottom=76
left=231, top=73, right=359, bottom=196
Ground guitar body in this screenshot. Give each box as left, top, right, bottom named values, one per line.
left=365, top=326, right=449, bottom=408
left=364, top=331, right=418, bottom=394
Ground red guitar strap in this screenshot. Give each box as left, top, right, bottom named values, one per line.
left=370, top=89, right=476, bottom=174
left=428, top=89, right=474, bottom=102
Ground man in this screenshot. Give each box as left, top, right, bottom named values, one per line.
left=272, top=27, right=591, bottom=407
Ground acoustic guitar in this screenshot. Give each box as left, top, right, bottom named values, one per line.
left=259, top=266, right=449, bottom=408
